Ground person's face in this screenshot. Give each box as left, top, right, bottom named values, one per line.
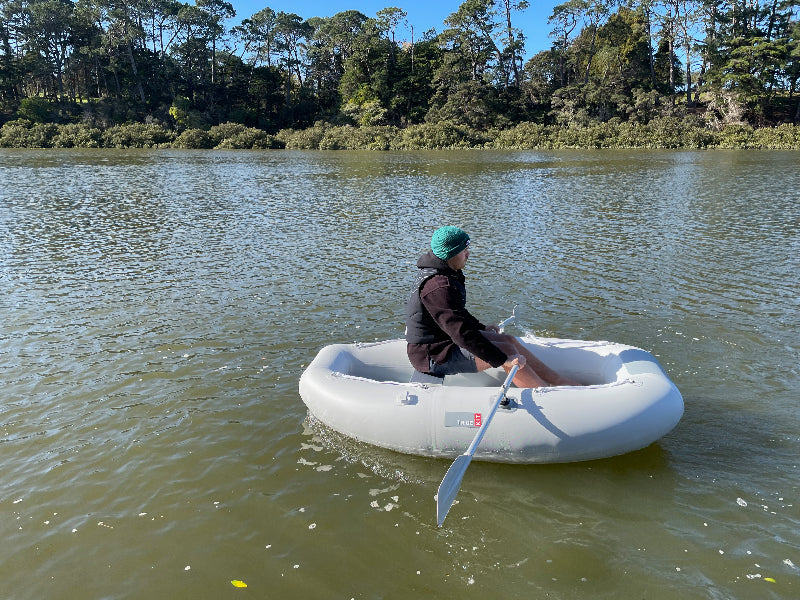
left=447, top=247, right=469, bottom=270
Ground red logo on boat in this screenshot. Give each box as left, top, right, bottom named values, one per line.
left=474, top=413, right=482, bottom=427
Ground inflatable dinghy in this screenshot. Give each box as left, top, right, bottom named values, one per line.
left=299, top=336, right=683, bottom=463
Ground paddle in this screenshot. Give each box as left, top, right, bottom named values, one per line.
left=496, top=305, right=517, bottom=333
left=436, top=363, right=519, bottom=527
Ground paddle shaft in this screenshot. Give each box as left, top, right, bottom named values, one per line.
left=465, top=364, right=518, bottom=455
left=436, top=364, right=519, bottom=527
left=497, top=305, right=518, bottom=333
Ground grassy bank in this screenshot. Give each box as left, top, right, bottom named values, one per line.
left=2, top=118, right=800, bottom=150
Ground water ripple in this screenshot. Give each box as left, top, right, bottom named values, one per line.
left=0, top=149, right=798, bottom=600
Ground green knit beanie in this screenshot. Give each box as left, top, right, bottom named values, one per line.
left=431, top=226, right=470, bottom=260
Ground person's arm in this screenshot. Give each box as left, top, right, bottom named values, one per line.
left=420, top=280, right=507, bottom=368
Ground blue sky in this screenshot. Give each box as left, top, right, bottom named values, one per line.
left=229, top=1, right=560, bottom=58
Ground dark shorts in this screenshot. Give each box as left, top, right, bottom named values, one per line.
left=429, top=347, right=478, bottom=376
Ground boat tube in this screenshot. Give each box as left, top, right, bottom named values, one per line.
left=299, top=336, right=683, bottom=463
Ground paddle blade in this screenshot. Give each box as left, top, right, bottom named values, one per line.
left=436, top=454, right=473, bottom=527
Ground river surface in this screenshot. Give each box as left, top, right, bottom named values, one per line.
left=1, top=148, right=798, bottom=599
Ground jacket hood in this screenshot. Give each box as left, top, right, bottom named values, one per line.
left=416, top=251, right=454, bottom=272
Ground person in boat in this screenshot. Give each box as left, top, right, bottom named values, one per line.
left=406, top=226, right=579, bottom=388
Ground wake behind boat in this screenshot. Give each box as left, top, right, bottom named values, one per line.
left=299, top=336, right=684, bottom=464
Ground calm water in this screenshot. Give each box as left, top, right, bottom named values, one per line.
left=1, top=149, right=798, bottom=599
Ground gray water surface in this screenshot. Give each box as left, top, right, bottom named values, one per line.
left=1, top=149, right=798, bottom=599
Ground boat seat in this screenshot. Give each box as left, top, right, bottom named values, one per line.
left=409, top=370, right=445, bottom=385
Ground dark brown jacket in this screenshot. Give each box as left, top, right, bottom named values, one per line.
left=405, top=252, right=507, bottom=373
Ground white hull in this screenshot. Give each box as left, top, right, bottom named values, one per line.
left=299, top=337, right=684, bottom=463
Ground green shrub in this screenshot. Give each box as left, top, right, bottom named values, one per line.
left=216, top=128, right=281, bottom=149
left=614, top=121, right=652, bottom=148
left=276, top=124, right=329, bottom=149
left=393, top=121, right=487, bottom=149
left=549, top=123, right=611, bottom=148
left=17, top=97, right=54, bottom=123
left=316, top=125, right=396, bottom=150
left=359, top=126, right=397, bottom=150
left=715, top=123, right=756, bottom=148
left=51, top=123, right=104, bottom=148
left=172, top=128, right=215, bottom=149
left=317, top=125, right=356, bottom=150
left=750, top=124, right=800, bottom=149
left=681, top=124, right=716, bottom=149
left=644, top=116, right=689, bottom=148
left=103, top=122, right=175, bottom=148
left=491, top=122, right=549, bottom=149
left=208, top=122, right=248, bottom=145
left=0, top=119, right=57, bottom=147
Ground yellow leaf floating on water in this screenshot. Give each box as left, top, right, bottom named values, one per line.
left=231, top=580, right=248, bottom=588
left=764, top=577, right=776, bottom=583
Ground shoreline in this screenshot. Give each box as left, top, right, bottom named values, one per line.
left=2, top=118, right=799, bottom=151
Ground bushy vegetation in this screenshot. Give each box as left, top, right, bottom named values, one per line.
left=51, top=123, right=105, bottom=148
left=172, top=128, right=216, bottom=149
left=4, top=118, right=798, bottom=150
left=0, top=120, right=286, bottom=149
left=102, top=123, right=176, bottom=148
left=0, top=120, right=58, bottom=148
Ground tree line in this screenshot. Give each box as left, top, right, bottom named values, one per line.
left=1, top=0, right=799, bottom=149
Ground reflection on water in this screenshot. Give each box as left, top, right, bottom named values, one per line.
left=0, top=149, right=798, bottom=599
